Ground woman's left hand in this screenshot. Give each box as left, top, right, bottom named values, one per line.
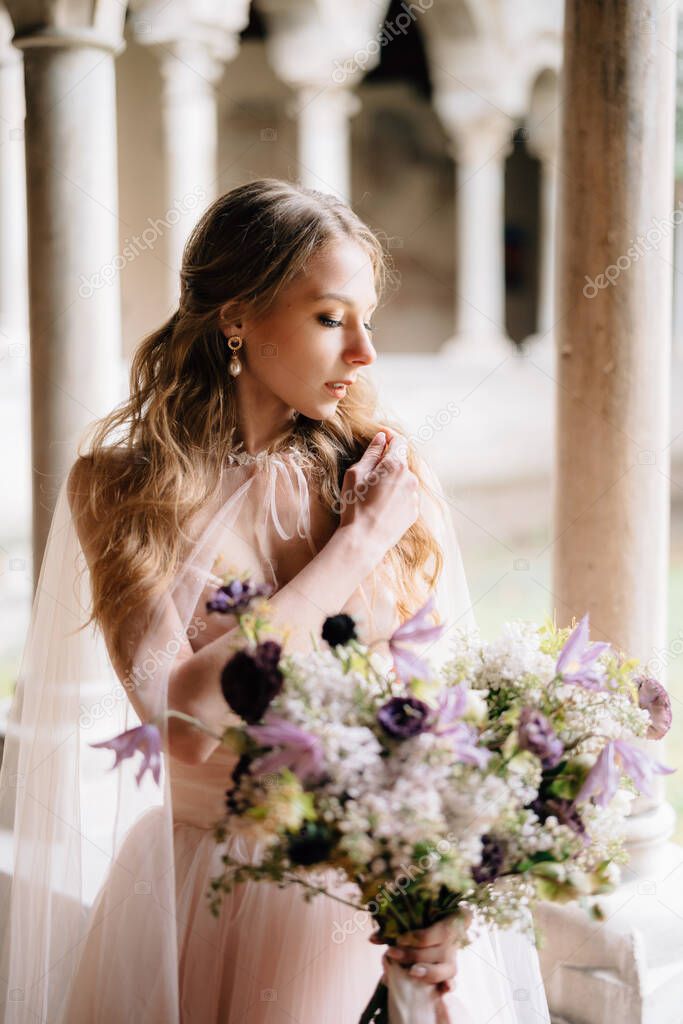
left=371, top=913, right=472, bottom=993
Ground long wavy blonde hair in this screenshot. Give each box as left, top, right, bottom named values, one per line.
left=73, top=178, right=443, bottom=657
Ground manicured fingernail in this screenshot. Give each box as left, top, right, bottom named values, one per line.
left=410, top=964, right=427, bottom=977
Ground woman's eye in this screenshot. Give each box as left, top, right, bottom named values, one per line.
left=318, top=314, right=375, bottom=333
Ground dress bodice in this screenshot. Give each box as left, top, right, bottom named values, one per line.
left=181, top=442, right=401, bottom=661
left=170, top=441, right=401, bottom=828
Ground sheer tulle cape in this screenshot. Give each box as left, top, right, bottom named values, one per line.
left=0, top=444, right=550, bottom=1023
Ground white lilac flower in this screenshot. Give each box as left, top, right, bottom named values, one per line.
left=477, top=622, right=557, bottom=690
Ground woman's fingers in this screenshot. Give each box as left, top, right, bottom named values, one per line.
left=385, top=944, right=449, bottom=966
left=406, top=960, right=457, bottom=986
left=396, top=921, right=450, bottom=947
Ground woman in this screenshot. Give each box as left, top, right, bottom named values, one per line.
left=0, top=179, right=549, bottom=1022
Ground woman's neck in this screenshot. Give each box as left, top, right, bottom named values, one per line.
left=233, top=372, right=299, bottom=455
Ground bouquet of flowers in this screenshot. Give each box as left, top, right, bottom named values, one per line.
left=92, top=575, right=674, bottom=1024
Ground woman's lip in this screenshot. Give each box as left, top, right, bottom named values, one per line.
left=324, top=382, right=347, bottom=397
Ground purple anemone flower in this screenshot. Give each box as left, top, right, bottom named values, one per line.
left=247, top=714, right=324, bottom=783
left=389, top=596, right=446, bottom=682
left=206, top=577, right=273, bottom=615
left=90, top=722, right=162, bottom=787
left=575, top=739, right=675, bottom=808
left=635, top=675, right=672, bottom=740
left=518, top=707, right=564, bottom=769
left=377, top=696, right=432, bottom=739
left=556, top=613, right=611, bottom=690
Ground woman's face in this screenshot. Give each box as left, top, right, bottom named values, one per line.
left=223, top=239, right=378, bottom=422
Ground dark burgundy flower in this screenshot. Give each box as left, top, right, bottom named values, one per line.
left=220, top=640, right=283, bottom=724
left=206, top=577, right=273, bottom=615
left=529, top=797, right=586, bottom=839
left=377, top=696, right=432, bottom=739
left=225, top=752, right=252, bottom=814
left=287, top=822, right=334, bottom=866
left=518, top=707, right=564, bottom=769
left=322, top=613, right=358, bottom=647
left=472, top=834, right=505, bottom=884
left=635, top=675, right=672, bottom=740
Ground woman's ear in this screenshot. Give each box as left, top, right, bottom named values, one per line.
left=218, top=306, right=243, bottom=339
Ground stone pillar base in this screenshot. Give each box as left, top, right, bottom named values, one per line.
left=536, top=841, right=683, bottom=1024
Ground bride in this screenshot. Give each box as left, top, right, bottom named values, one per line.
left=0, top=178, right=550, bottom=1022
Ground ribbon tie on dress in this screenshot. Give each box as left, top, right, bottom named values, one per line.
left=262, top=453, right=316, bottom=554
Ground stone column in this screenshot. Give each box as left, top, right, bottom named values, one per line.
left=673, top=178, right=683, bottom=354
left=538, top=2, right=683, bottom=1021
left=291, top=86, right=360, bottom=201
left=527, top=72, right=560, bottom=341
left=156, top=42, right=227, bottom=290
left=258, top=0, right=389, bottom=203
left=5, top=7, right=127, bottom=586
left=0, top=13, right=27, bottom=350
left=439, top=108, right=514, bottom=345
left=132, top=1, right=250, bottom=307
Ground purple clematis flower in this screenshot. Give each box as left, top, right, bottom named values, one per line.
left=389, top=595, right=446, bottom=682
left=247, top=714, right=325, bottom=783
left=636, top=675, right=673, bottom=740
left=90, top=722, right=162, bottom=787
left=575, top=739, right=675, bottom=808
left=442, top=721, right=491, bottom=769
left=556, top=613, right=611, bottom=690
left=206, top=577, right=273, bottom=615
left=433, top=684, right=468, bottom=726
left=518, top=707, right=564, bottom=769
left=429, top=685, right=491, bottom=768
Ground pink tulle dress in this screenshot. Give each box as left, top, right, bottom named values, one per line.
left=1, top=441, right=549, bottom=1024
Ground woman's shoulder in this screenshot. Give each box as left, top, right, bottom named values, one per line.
left=66, top=447, right=137, bottom=506
left=66, top=447, right=144, bottom=554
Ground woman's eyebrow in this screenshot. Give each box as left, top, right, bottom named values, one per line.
left=313, top=291, right=378, bottom=310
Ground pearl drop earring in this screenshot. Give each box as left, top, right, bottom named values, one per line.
left=227, top=335, right=243, bottom=377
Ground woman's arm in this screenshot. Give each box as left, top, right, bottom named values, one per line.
left=168, top=520, right=386, bottom=764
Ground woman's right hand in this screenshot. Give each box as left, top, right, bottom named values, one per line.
left=338, top=431, right=420, bottom=554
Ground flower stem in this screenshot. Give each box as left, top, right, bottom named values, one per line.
left=279, top=872, right=367, bottom=912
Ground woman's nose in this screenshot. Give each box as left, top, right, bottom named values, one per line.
left=344, top=330, right=376, bottom=367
